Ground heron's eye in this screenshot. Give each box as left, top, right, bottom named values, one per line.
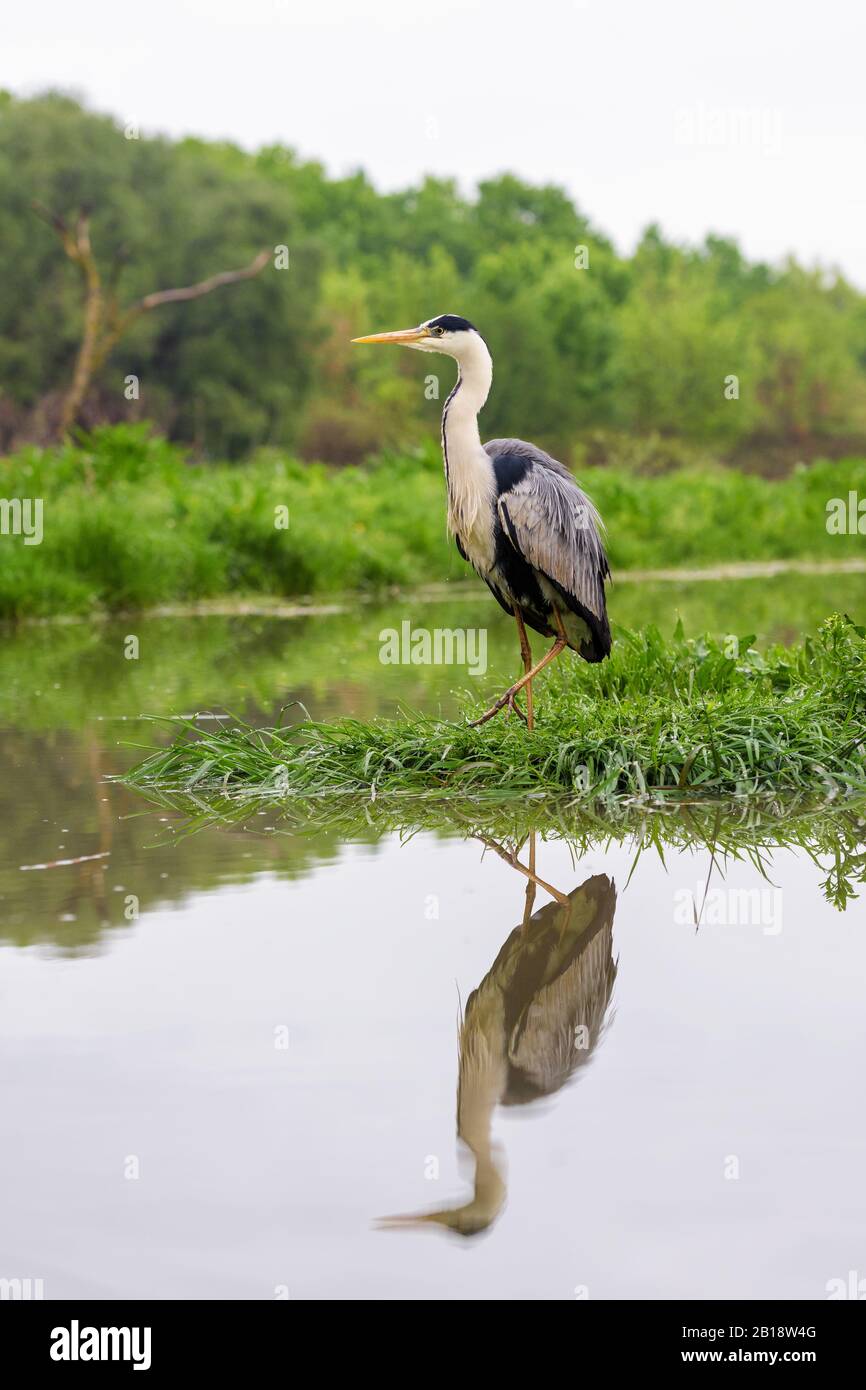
left=429, top=325, right=445, bottom=337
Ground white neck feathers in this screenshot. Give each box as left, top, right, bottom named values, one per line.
left=441, top=335, right=494, bottom=539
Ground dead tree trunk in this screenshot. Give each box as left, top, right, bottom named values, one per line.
left=33, top=203, right=269, bottom=440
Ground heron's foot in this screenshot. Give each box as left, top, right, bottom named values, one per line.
left=507, top=691, right=528, bottom=724
left=469, top=682, right=525, bottom=728
left=468, top=637, right=565, bottom=729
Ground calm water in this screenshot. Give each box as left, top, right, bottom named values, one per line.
left=2, top=577, right=865, bottom=1299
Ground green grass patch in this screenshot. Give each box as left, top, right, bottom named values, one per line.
left=2, top=423, right=866, bottom=618
left=123, top=614, right=866, bottom=802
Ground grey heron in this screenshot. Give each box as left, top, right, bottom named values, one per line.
left=352, top=315, right=612, bottom=727
left=379, top=838, right=618, bottom=1236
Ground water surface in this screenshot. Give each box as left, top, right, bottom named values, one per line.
left=2, top=578, right=865, bottom=1299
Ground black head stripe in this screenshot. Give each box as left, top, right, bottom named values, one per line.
left=427, top=314, right=477, bottom=333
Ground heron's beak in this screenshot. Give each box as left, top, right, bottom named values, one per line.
left=375, top=1210, right=452, bottom=1230
left=375, top=1208, right=486, bottom=1234
left=351, top=326, right=427, bottom=346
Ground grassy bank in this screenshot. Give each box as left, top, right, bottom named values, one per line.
left=124, top=615, right=866, bottom=801
left=2, top=425, right=866, bottom=618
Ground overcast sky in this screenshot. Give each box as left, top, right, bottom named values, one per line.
left=4, top=0, right=865, bottom=283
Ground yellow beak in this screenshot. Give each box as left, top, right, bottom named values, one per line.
left=351, top=326, right=427, bottom=346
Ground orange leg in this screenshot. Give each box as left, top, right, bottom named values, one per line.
left=469, top=636, right=567, bottom=728
left=515, top=611, right=534, bottom=731
left=477, top=832, right=568, bottom=907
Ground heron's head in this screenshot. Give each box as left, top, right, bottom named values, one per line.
left=351, top=313, right=481, bottom=361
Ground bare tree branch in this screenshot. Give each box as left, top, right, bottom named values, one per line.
left=32, top=201, right=78, bottom=262
left=31, top=200, right=68, bottom=236
left=101, top=247, right=270, bottom=368
left=139, top=248, right=271, bottom=310
left=75, top=208, right=93, bottom=261
left=31, top=203, right=271, bottom=439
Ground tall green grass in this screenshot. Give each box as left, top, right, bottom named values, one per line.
left=3, top=424, right=866, bottom=618
left=124, top=615, right=866, bottom=802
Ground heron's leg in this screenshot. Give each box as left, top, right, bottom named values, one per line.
left=522, top=876, right=537, bottom=929
left=469, top=637, right=567, bottom=728
left=551, top=605, right=570, bottom=644
left=522, top=833, right=537, bottom=927
left=515, top=611, right=534, bottom=731
left=476, top=832, right=568, bottom=906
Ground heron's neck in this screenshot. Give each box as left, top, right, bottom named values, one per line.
left=441, top=338, right=494, bottom=536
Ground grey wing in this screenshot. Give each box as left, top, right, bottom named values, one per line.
left=485, top=439, right=612, bottom=659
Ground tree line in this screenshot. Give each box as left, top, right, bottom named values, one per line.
left=2, top=90, right=865, bottom=465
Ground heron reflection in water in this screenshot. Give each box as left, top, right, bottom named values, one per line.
left=380, top=837, right=617, bottom=1237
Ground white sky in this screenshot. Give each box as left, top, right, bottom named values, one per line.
left=4, top=0, right=865, bottom=284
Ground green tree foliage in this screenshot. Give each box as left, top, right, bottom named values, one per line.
left=2, top=91, right=866, bottom=461
left=0, top=93, right=320, bottom=455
